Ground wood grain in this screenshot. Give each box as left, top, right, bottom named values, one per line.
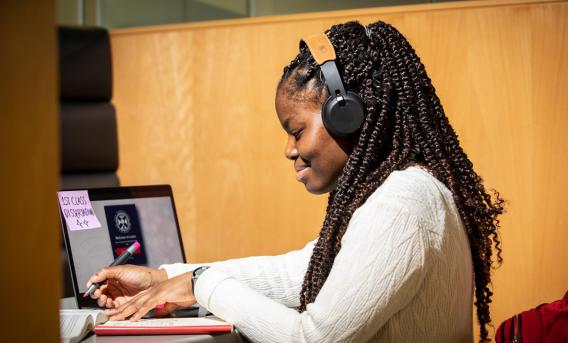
left=110, top=0, right=568, bottom=338
left=0, top=1, right=60, bottom=341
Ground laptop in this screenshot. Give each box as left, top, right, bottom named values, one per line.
left=59, top=185, right=187, bottom=309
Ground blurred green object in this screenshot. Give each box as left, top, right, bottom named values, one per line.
left=57, top=0, right=457, bottom=28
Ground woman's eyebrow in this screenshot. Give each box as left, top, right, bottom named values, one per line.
left=282, top=117, right=293, bottom=132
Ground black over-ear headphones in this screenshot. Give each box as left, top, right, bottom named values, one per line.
left=301, top=34, right=366, bottom=137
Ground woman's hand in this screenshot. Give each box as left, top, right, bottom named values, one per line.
left=104, top=272, right=196, bottom=321
left=86, top=265, right=167, bottom=309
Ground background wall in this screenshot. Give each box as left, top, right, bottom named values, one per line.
left=109, top=0, right=568, bottom=338
left=0, top=1, right=60, bottom=342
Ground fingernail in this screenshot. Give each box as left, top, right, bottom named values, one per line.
left=155, top=304, right=165, bottom=310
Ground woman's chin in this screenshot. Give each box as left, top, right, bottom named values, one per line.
left=303, top=180, right=334, bottom=195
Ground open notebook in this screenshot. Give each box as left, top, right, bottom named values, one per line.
left=60, top=309, right=108, bottom=343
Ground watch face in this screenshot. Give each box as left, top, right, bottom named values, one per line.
left=193, top=266, right=209, bottom=278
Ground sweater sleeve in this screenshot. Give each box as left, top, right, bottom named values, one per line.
left=194, top=202, right=433, bottom=342
left=160, top=239, right=316, bottom=307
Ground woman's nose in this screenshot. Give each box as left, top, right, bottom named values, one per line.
left=284, top=136, right=299, bottom=160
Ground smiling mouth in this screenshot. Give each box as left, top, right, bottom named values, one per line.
left=295, top=166, right=311, bottom=182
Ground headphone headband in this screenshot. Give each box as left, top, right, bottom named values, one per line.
left=301, top=33, right=346, bottom=97
left=301, top=34, right=336, bottom=65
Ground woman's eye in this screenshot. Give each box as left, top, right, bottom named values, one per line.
left=293, top=130, right=303, bottom=140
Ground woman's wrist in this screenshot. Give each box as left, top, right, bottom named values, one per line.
left=191, top=266, right=210, bottom=292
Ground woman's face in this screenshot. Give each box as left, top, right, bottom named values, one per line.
left=275, top=88, right=355, bottom=194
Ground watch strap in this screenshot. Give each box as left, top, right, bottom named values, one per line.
left=191, top=266, right=210, bottom=291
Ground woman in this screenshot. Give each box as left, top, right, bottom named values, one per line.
left=87, top=21, right=504, bottom=342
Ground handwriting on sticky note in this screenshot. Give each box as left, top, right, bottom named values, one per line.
left=58, top=190, right=102, bottom=231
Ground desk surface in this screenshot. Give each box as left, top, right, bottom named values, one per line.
left=82, top=331, right=242, bottom=343
left=61, top=297, right=243, bottom=343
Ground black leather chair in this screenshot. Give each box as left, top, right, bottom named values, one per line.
left=58, top=26, right=119, bottom=297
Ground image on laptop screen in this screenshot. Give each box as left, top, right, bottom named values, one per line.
left=60, top=185, right=186, bottom=308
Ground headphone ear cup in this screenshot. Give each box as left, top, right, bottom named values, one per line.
left=321, top=91, right=365, bottom=137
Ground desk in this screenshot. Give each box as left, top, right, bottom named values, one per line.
left=61, top=297, right=243, bottom=343
left=82, top=331, right=242, bottom=343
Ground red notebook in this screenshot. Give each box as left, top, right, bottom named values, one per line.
left=95, top=316, right=233, bottom=336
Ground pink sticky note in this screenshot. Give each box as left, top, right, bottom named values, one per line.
left=58, top=190, right=102, bottom=231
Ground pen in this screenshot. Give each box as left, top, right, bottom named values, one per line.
left=83, top=241, right=141, bottom=298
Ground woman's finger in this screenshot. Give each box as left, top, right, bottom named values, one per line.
left=105, top=297, right=114, bottom=308
left=128, top=297, right=161, bottom=322
left=88, top=266, right=123, bottom=286
left=97, top=294, right=108, bottom=308
left=110, top=300, right=146, bottom=321
left=90, top=288, right=100, bottom=299
left=107, top=292, right=150, bottom=320
left=105, top=299, right=127, bottom=316
left=108, top=302, right=138, bottom=320
left=113, top=296, right=130, bottom=308
left=86, top=275, right=96, bottom=288
left=105, top=295, right=129, bottom=316
left=91, top=283, right=108, bottom=299
left=87, top=271, right=105, bottom=286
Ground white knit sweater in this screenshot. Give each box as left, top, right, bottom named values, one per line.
left=161, top=167, right=473, bottom=342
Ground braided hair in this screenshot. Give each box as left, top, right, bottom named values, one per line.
left=277, top=21, right=504, bottom=342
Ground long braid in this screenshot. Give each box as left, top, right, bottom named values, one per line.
left=278, top=21, right=504, bottom=342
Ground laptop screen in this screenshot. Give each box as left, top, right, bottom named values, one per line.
left=60, top=185, right=186, bottom=308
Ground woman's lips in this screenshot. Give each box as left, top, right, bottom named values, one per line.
left=295, top=166, right=310, bottom=182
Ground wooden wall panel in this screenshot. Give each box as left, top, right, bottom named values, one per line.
left=0, top=1, right=60, bottom=341
left=110, top=0, right=568, bottom=337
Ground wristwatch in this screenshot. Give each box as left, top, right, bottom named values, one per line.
left=191, top=266, right=210, bottom=291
